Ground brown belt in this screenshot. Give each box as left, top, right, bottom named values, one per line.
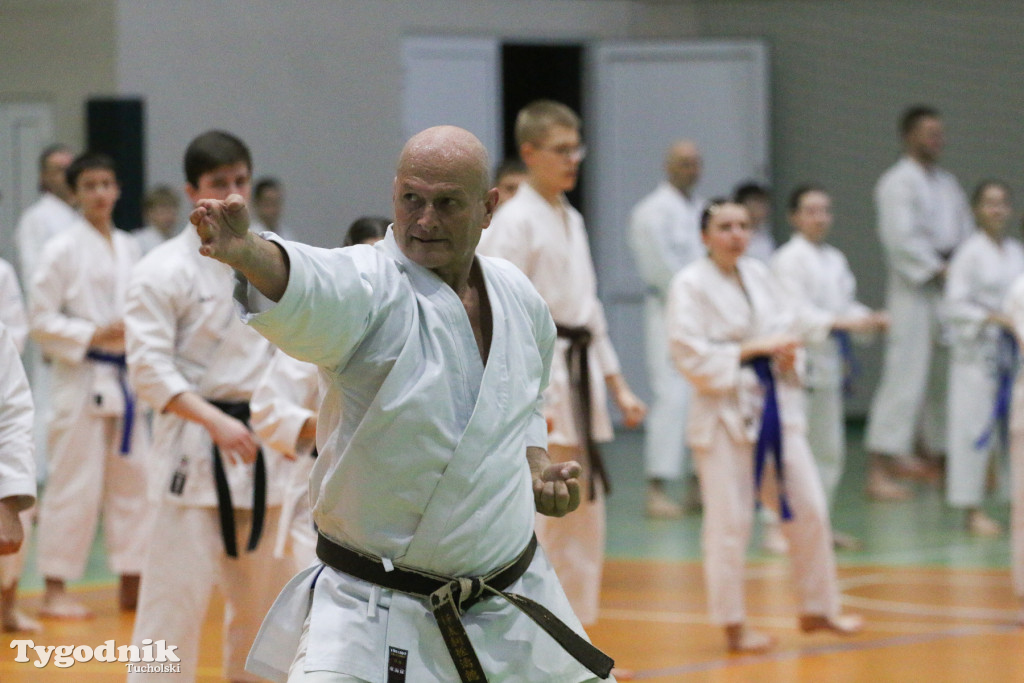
left=315, top=532, right=614, bottom=681
left=556, top=324, right=610, bottom=499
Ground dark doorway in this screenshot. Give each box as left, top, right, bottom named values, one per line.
left=501, top=43, right=584, bottom=210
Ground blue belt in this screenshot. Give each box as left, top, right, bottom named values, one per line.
left=831, top=329, right=859, bottom=396
left=85, top=350, right=135, bottom=456
left=974, top=329, right=1018, bottom=451
left=746, top=356, right=793, bottom=520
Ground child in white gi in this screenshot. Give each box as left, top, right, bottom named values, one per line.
left=29, top=152, right=151, bottom=619
left=667, top=199, right=862, bottom=653
left=945, top=180, right=1024, bottom=537
left=771, top=185, right=888, bottom=550
left=1007, top=269, right=1024, bottom=625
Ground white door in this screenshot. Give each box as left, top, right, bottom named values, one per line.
left=401, top=37, right=501, bottom=162
left=587, top=40, right=769, bottom=402
left=0, top=102, right=55, bottom=272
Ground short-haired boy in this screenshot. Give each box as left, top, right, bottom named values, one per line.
left=29, top=151, right=151, bottom=619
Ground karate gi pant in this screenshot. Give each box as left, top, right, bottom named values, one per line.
left=866, top=280, right=948, bottom=457
left=35, top=411, right=149, bottom=579
left=129, top=503, right=293, bottom=683
left=535, top=443, right=606, bottom=626
left=804, top=386, right=845, bottom=507
left=642, top=297, right=692, bottom=482
left=1012, top=428, right=1024, bottom=599
left=693, top=422, right=840, bottom=625
left=0, top=509, right=33, bottom=588
left=947, top=355, right=1004, bottom=508
left=284, top=609, right=617, bottom=683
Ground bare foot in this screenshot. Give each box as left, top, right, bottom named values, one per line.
left=967, top=510, right=1002, bottom=537
left=611, top=666, right=636, bottom=680
left=2, top=609, right=41, bottom=633
left=725, top=623, right=777, bottom=653
left=40, top=580, right=93, bottom=620
left=866, top=467, right=913, bottom=502
left=799, top=613, right=864, bottom=635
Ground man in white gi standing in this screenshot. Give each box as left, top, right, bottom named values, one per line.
left=864, top=105, right=973, bottom=500
left=193, top=125, right=616, bottom=682
left=629, top=140, right=705, bottom=519
left=125, top=131, right=293, bottom=683
left=478, top=100, right=646, bottom=629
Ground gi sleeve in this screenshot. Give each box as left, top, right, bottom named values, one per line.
left=944, top=241, right=988, bottom=343
left=125, top=262, right=194, bottom=412
left=28, top=239, right=96, bottom=363
left=0, top=324, right=36, bottom=510
left=250, top=350, right=319, bottom=457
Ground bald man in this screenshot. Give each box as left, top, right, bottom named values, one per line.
left=192, top=126, right=615, bottom=682
left=629, top=140, right=706, bottom=518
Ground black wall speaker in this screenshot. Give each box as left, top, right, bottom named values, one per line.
left=86, top=98, right=145, bottom=231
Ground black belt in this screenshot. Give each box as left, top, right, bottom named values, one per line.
left=556, top=324, right=610, bottom=499
left=316, top=532, right=613, bottom=681
left=208, top=400, right=266, bottom=558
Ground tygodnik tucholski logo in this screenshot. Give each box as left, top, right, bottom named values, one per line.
left=10, top=638, right=181, bottom=672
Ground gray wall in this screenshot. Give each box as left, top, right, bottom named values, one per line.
left=0, top=0, right=117, bottom=148
left=115, top=0, right=645, bottom=244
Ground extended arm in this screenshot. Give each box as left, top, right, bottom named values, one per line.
left=191, top=194, right=290, bottom=302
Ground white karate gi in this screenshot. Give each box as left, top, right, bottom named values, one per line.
left=628, top=182, right=704, bottom=483
left=15, top=192, right=78, bottom=483
left=28, top=221, right=151, bottom=580
left=243, top=232, right=601, bottom=683
left=15, top=192, right=79, bottom=285
left=944, top=232, right=1024, bottom=508
left=745, top=224, right=776, bottom=263
left=133, top=224, right=181, bottom=255
left=0, top=258, right=27, bottom=352
left=478, top=181, right=621, bottom=625
left=125, top=227, right=293, bottom=683
left=866, top=156, right=973, bottom=457
left=667, top=256, right=840, bottom=625
left=250, top=348, right=320, bottom=571
left=1002, top=276, right=1024, bottom=601
left=0, top=322, right=36, bottom=589
left=771, top=234, right=874, bottom=504
left=0, top=251, right=29, bottom=592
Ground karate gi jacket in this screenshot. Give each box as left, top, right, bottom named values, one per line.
left=944, top=231, right=1024, bottom=362
left=15, top=193, right=79, bottom=285
left=666, top=256, right=830, bottom=448
left=124, top=227, right=284, bottom=508
left=478, top=182, right=620, bottom=446
left=771, top=234, right=873, bottom=390
left=629, top=182, right=705, bottom=298
left=243, top=231, right=594, bottom=682
left=28, top=221, right=140, bottom=424
left=0, top=259, right=27, bottom=353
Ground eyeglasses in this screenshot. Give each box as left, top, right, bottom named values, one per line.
left=537, top=144, right=587, bottom=162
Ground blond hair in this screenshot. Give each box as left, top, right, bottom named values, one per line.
left=514, top=100, right=580, bottom=148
